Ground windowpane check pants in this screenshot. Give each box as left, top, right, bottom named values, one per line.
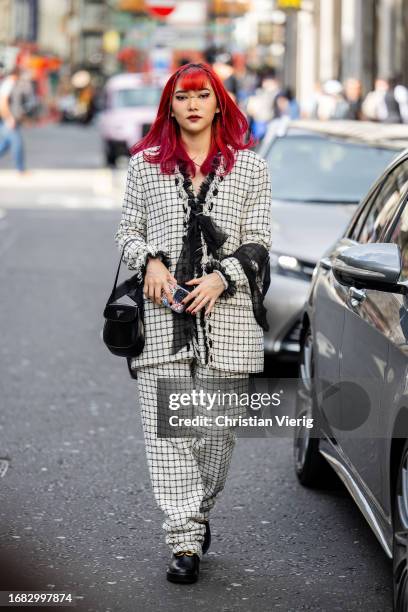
left=136, top=322, right=249, bottom=558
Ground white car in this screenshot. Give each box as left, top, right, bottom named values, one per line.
left=98, top=73, right=166, bottom=167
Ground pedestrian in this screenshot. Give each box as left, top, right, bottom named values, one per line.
left=362, top=77, right=402, bottom=123
left=246, top=69, right=280, bottom=139
left=343, top=78, right=363, bottom=120
left=0, top=65, right=32, bottom=172
left=273, top=87, right=300, bottom=119
left=114, top=62, right=272, bottom=584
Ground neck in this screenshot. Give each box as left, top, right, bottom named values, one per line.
left=179, top=125, right=213, bottom=160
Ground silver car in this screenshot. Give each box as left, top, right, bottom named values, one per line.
left=295, top=148, right=408, bottom=609
left=258, top=119, right=408, bottom=359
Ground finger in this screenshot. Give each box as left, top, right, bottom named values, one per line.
left=163, top=286, right=174, bottom=304
left=187, top=293, right=207, bottom=313
left=145, top=282, right=153, bottom=301
left=191, top=295, right=210, bottom=314
left=182, top=288, right=198, bottom=305
left=184, top=293, right=200, bottom=311
left=185, top=277, right=202, bottom=285
left=154, top=283, right=162, bottom=305
left=205, top=298, right=216, bottom=315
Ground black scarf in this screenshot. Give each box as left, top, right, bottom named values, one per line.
left=170, top=154, right=271, bottom=356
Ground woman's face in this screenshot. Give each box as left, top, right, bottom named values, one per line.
left=171, top=78, right=219, bottom=135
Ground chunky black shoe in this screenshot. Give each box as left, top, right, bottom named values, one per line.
left=202, top=521, right=211, bottom=555
left=166, top=551, right=200, bottom=584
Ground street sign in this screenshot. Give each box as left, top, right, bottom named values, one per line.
left=276, top=0, right=302, bottom=9
left=145, top=0, right=177, bottom=17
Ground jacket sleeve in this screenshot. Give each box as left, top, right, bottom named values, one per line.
left=205, top=156, right=272, bottom=295
left=114, top=155, right=171, bottom=283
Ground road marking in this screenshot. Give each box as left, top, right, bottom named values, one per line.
left=0, top=459, right=9, bottom=477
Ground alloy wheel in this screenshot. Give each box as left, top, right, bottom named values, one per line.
left=294, top=331, right=314, bottom=472
left=394, top=449, right=408, bottom=611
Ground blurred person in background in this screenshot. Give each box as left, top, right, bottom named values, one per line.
left=0, top=65, right=34, bottom=173
left=273, top=87, right=300, bottom=120
left=212, top=52, right=239, bottom=102
left=246, top=68, right=280, bottom=139
left=313, top=79, right=349, bottom=120
left=362, top=77, right=402, bottom=123
left=395, top=79, right=408, bottom=124
left=343, top=78, right=363, bottom=120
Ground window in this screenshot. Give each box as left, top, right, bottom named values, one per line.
left=389, top=202, right=408, bottom=282
left=349, top=161, right=408, bottom=244
left=265, top=134, right=399, bottom=203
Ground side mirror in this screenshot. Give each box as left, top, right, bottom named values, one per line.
left=332, top=243, right=404, bottom=293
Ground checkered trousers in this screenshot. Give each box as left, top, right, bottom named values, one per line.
left=136, top=354, right=249, bottom=558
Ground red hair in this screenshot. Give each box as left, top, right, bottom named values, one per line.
left=130, top=62, right=256, bottom=177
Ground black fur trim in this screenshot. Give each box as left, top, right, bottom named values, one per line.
left=205, top=259, right=237, bottom=297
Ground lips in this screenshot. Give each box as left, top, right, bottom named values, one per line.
left=187, top=115, right=201, bottom=120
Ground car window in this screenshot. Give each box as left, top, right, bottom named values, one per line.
left=111, top=87, right=161, bottom=108
left=264, top=134, right=400, bottom=203
left=349, top=161, right=408, bottom=244
left=388, top=201, right=408, bottom=281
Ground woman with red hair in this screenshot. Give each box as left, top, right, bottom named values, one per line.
left=115, top=62, right=272, bottom=583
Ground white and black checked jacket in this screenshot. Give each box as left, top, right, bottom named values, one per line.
left=114, top=146, right=272, bottom=373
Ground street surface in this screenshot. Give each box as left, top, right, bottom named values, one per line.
left=0, top=124, right=393, bottom=611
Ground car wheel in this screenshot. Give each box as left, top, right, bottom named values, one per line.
left=393, top=439, right=408, bottom=611
left=294, top=327, right=333, bottom=488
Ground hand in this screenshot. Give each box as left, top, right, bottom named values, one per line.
left=182, top=272, right=225, bottom=316
left=144, top=257, right=177, bottom=306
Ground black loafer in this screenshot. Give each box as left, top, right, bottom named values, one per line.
left=166, top=551, right=200, bottom=584
left=202, top=521, right=211, bottom=555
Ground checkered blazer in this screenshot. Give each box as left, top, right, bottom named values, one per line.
left=114, top=145, right=272, bottom=373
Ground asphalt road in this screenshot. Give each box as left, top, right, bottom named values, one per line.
left=0, top=122, right=105, bottom=170
left=0, top=201, right=393, bottom=612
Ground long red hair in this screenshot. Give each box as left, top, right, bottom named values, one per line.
left=130, top=62, right=256, bottom=177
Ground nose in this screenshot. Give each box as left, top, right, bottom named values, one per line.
left=187, top=96, right=199, bottom=111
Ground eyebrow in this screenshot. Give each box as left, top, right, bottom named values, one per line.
left=174, top=88, right=211, bottom=94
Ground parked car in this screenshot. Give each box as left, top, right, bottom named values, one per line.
left=258, top=119, right=408, bottom=359
left=294, top=148, right=408, bottom=609
left=98, top=73, right=164, bottom=167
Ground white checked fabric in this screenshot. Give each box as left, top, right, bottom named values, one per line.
left=114, top=145, right=272, bottom=373
left=136, top=353, right=249, bottom=557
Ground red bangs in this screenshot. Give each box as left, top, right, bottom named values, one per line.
left=175, top=69, right=210, bottom=92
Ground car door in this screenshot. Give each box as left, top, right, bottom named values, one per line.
left=337, top=160, right=408, bottom=504
left=375, top=197, right=408, bottom=517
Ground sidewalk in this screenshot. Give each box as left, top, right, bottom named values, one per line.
left=0, top=168, right=127, bottom=209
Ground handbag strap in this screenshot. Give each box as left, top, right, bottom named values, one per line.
left=108, top=246, right=143, bottom=305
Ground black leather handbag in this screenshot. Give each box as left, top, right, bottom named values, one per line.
left=103, top=247, right=145, bottom=375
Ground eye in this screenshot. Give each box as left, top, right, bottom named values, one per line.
left=200, top=93, right=210, bottom=98
left=175, top=95, right=186, bottom=101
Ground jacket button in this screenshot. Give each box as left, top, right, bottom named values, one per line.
left=213, top=189, right=218, bottom=195
left=175, top=178, right=179, bottom=185
left=208, top=324, right=212, bottom=332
